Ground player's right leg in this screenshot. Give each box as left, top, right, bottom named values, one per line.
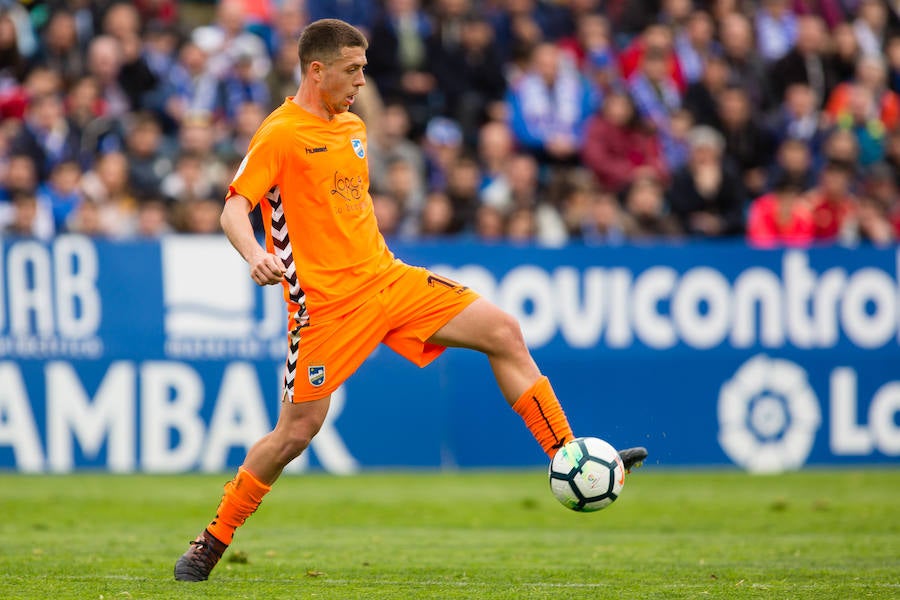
left=174, top=396, right=331, bottom=582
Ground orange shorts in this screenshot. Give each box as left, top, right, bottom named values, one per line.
left=283, top=263, right=480, bottom=402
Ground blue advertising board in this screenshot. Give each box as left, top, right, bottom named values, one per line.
left=0, top=235, right=898, bottom=473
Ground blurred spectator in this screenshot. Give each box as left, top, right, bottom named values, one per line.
left=507, top=42, right=594, bottom=166
left=444, top=154, right=482, bottom=233
left=382, top=155, right=426, bottom=236
left=855, top=194, right=895, bottom=244
left=368, top=101, right=425, bottom=199
left=884, top=128, right=900, bottom=186
left=422, top=115, right=463, bottom=192
left=481, top=151, right=567, bottom=245
left=887, top=35, right=900, bottom=94
left=825, top=55, right=900, bottom=131
left=307, top=0, right=375, bottom=34
left=767, top=83, right=828, bottom=151
left=33, top=9, right=84, bottom=87
left=220, top=47, right=271, bottom=121
left=37, top=160, right=82, bottom=232
left=715, top=85, right=776, bottom=197
left=853, top=0, right=889, bottom=57
left=419, top=190, right=455, bottom=236
left=769, top=15, right=838, bottom=106
left=266, top=39, right=301, bottom=110
left=135, top=196, right=173, bottom=238
left=218, top=101, right=266, bottom=159
left=619, top=23, right=686, bottom=92
left=85, top=35, right=131, bottom=119
left=372, top=192, right=402, bottom=238
left=429, top=10, right=507, bottom=136
left=192, top=0, right=270, bottom=81
left=0, top=191, right=54, bottom=239
left=746, top=174, right=814, bottom=246
left=808, top=159, right=858, bottom=242
left=163, top=41, right=221, bottom=124
left=125, top=112, right=171, bottom=197
left=2, top=154, right=39, bottom=200
left=581, top=90, right=668, bottom=193
left=367, top=0, right=435, bottom=135
left=161, top=152, right=218, bottom=204
left=667, top=125, right=746, bottom=237
left=767, top=137, right=817, bottom=192
left=476, top=120, right=515, bottom=192
left=832, top=84, right=887, bottom=166
left=683, top=54, right=729, bottom=129
left=720, top=12, right=775, bottom=112
left=817, top=127, right=861, bottom=174
left=577, top=188, right=629, bottom=245
left=621, top=173, right=683, bottom=240
left=755, top=0, right=798, bottom=63
left=10, top=93, right=81, bottom=182
left=832, top=22, right=862, bottom=83
left=176, top=198, right=224, bottom=234
left=474, top=203, right=506, bottom=242
left=627, top=45, right=683, bottom=168
left=506, top=206, right=538, bottom=243
left=674, top=10, right=719, bottom=85
left=66, top=198, right=109, bottom=237
left=79, top=151, right=138, bottom=236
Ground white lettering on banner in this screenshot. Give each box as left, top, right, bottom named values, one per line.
left=0, top=360, right=357, bottom=473
left=0, top=362, right=44, bottom=471
left=431, top=249, right=900, bottom=350
left=140, top=362, right=205, bottom=472
left=830, top=368, right=900, bottom=455
left=0, top=236, right=102, bottom=358
left=47, top=361, right=135, bottom=473
left=201, top=363, right=270, bottom=472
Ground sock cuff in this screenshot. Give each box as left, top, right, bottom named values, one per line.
left=237, top=466, right=272, bottom=501
left=513, top=375, right=550, bottom=416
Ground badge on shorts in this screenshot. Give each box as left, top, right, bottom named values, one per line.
left=308, top=364, right=326, bottom=387
left=351, top=138, right=365, bottom=159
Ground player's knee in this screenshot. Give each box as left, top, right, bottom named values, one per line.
left=485, top=311, right=528, bottom=356
left=274, top=419, right=322, bottom=463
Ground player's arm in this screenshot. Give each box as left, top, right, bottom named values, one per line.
left=221, top=194, right=286, bottom=286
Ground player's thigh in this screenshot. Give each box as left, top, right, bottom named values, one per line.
left=288, top=299, right=390, bottom=401
left=426, top=296, right=522, bottom=353
left=380, top=266, right=479, bottom=365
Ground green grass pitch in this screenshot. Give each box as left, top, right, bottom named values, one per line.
left=1, top=469, right=897, bottom=599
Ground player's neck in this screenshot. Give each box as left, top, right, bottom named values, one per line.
left=292, top=86, right=336, bottom=122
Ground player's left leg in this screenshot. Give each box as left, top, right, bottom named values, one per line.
left=426, top=297, right=574, bottom=457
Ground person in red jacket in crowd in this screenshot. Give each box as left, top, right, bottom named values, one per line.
left=807, top=159, right=858, bottom=242
left=746, top=174, right=815, bottom=247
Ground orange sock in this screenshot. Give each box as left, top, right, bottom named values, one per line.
left=207, top=466, right=271, bottom=545
left=512, top=376, right=574, bottom=458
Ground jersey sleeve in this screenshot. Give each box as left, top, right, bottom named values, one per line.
left=226, top=121, right=291, bottom=208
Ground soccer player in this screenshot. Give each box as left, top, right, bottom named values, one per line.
left=174, top=19, right=647, bottom=582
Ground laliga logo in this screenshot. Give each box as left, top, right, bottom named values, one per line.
left=718, top=355, right=822, bottom=474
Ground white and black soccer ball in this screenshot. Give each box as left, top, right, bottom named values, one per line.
left=549, top=437, right=625, bottom=512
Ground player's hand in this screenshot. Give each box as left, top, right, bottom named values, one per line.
left=249, top=251, right=286, bottom=286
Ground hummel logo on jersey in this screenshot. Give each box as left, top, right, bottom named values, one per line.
left=305, top=146, right=328, bottom=154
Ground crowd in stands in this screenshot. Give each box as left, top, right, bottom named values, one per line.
left=0, top=0, right=899, bottom=246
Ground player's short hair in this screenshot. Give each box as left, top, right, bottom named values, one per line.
left=297, top=19, right=368, bottom=73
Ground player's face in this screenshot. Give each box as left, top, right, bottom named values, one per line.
left=319, top=46, right=367, bottom=116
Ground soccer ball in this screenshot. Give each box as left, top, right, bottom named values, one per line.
left=549, top=437, right=625, bottom=512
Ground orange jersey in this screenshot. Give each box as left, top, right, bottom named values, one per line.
left=227, top=98, right=404, bottom=321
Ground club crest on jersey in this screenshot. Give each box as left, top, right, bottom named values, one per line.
left=351, top=138, right=365, bottom=159
left=308, top=365, right=326, bottom=387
